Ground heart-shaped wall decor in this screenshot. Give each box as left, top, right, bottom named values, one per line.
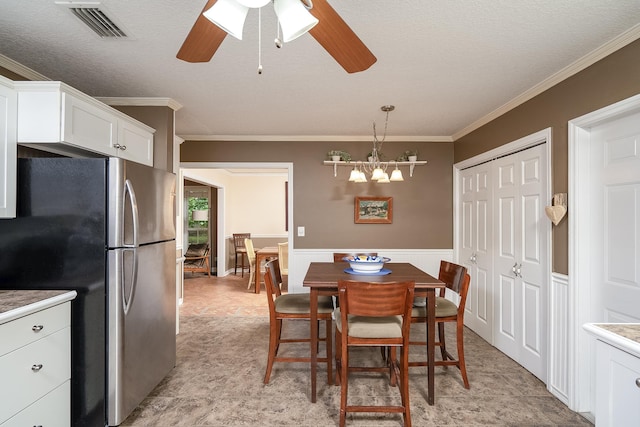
left=545, top=205, right=567, bottom=226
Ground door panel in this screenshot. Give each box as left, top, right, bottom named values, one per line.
left=460, top=163, right=493, bottom=342
left=494, top=144, right=548, bottom=381
left=590, top=112, right=640, bottom=324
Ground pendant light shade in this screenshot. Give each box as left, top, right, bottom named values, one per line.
left=348, top=167, right=360, bottom=182
left=236, top=0, right=271, bottom=7
left=273, top=0, right=319, bottom=42
left=390, top=168, right=404, bottom=181
left=203, top=0, right=249, bottom=40
left=371, top=167, right=385, bottom=181
left=192, top=209, right=209, bottom=221
left=377, top=172, right=390, bottom=183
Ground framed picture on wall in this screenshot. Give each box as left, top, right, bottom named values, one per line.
left=355, top=196, right=393, bottom=224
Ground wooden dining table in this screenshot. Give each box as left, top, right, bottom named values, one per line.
left=303, top=262, right=445, bottom=405
left=254, top=246, right=279, bottom=294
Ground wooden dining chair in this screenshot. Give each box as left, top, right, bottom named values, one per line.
left=409, top=260, right=471, bottom=389
left=233, top=233, right=250, bottom=276
left=244, top=238, right=258, bottom=290
left=263, top=259, right=334, bottom=385
left=332, top=252, right=378, bottom=262
left=335, top=279, right=415, bottom=427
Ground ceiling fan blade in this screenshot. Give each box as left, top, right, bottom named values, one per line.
left=177, top=0, right=227, bottom=63
left=307, top=0, right=377, bottom=73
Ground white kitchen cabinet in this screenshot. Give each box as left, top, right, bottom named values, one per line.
left=0, top=298, right=72, bottom=426
left=0, top=76, right=17, bottom=218
left=584, top=323, right=640, bottom=427
left=14, top=81, right=154, bottom=166
left=595, top=340, right=640, bottom=427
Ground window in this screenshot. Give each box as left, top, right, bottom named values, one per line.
left=185, top=187, right=209, bottom=245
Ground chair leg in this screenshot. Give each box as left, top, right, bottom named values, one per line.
left=247, top=266, right=254, bottom=290
left=339, top=339, right=348, bottom=427
left=457, top=320, right=470, bottom=389
left=438, top=322, right=448, bottom=363
left=400, top=346, right=412, bottom=427
left=234, top=253, right=239, bottom=275
left=335, top=328, right=342, bottom=386
left=389, top=347, right=398, bottom=387
left=264, top=318, right=282, bottom=384
left=325, top=318, right=333, bottom=386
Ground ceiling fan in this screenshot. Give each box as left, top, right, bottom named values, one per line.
left=176, top=0, right=377, bottom=73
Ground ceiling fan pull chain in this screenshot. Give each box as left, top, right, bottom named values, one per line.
left=275, top=17, right=282, bottom=48
left=258, top=7, right=263, bottom=74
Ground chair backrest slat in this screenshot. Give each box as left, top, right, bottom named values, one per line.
left=438, top=260, right=467, bottom=296
left=338, top=280, right=415, bottom=318
left=233, top=233, right=250, bottom=250
left=264, top=259, right=283, bottom=302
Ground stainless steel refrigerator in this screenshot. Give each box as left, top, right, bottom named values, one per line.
left=0, top=157, right=176, bottom=426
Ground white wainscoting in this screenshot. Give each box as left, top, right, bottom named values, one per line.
left=548, top=272, right=569, bottom=404
left=287, top=249, right=455, bottom=294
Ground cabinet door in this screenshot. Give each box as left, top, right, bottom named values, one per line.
left=116, top=118, right=154, bottom=166
left=0, top=80, right=17, bottom=218
left=494, top=144, right=548, bottom=382
left=62, top=92, right=117, bottom=155
left=596, top=340, right=640, bottom=427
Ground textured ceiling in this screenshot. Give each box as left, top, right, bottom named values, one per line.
left=1, top=0, right=639, bottom=141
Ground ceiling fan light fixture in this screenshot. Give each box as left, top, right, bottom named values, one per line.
left=273, top=0, right=319, bottom=42
left=235, top=0, right=271, bottom=7
left=203, top=0, right=249, bottom=40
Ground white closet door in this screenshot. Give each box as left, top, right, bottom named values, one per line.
left=494, top=144, right=548, bottom=381
left=460, top=162, right=493, bottom=343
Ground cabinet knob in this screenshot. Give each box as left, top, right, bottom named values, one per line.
left=636, top=378, right=640, bottom=388
left=31, top=364, right=43, bottom=372
left=31, top=325, right=44, bottom=332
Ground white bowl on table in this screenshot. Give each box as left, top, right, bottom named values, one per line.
left=344, top=256, right=391, bottom=274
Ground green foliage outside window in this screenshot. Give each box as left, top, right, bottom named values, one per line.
left=188, top=197, right=209, bottom=244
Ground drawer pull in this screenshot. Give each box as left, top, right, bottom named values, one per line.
left=31, top=364, right=43, bottom=372
left=636, top=378, right=640, bottom=388
left=32, top=325, right=44, bottom=332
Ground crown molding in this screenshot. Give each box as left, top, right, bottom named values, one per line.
left=96, top=96, right=183, bottom=111
left=178, top=134, right=453, bottom=142
left=452, top=23, right=640, bottom=141
left=0, top=54, right=50, bottom=81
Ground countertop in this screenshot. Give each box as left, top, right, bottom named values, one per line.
left=0, top=290, right=77, bottom=325
left=583, top=323, right=640, bottom=358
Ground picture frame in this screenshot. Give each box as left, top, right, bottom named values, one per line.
left=355, top=196, right=393, bottom=224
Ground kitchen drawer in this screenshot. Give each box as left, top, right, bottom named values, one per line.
left=0, top=302, right=70, bottom=357
left=1, top=381, right=70, bottom=427
left=0, top=327, right=70, bottom=424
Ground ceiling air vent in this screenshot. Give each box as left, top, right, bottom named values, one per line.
left=64, top=4, right=127, bottom=38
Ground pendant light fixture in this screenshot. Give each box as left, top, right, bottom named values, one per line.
left=325, top=105, right=427, bottom=183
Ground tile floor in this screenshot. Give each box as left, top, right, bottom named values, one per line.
left=121, top=272, right=593, bottom=426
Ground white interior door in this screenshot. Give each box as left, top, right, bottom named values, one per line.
left=460, top=162, right=493, bottom=343
left=494, top=144, right=548, bottom=381
left=589, top=111, right=640, bottom=324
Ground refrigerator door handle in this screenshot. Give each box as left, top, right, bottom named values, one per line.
left=122, top=179, right=139, bottom=314
left=123, top=179, right=139, bottom=249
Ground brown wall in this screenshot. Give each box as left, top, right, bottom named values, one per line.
left=181, top=140, right=454, bottom=250
left=454, top=39, right=640, bottom=274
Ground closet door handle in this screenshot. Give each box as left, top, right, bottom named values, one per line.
left=516, top=263, right=522, bottom=278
